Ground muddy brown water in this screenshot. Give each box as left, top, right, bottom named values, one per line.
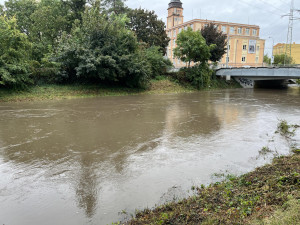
left=0, top=87, right=300, bottom=225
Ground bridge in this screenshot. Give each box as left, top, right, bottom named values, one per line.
left=216, top=67, right=300, bottom=88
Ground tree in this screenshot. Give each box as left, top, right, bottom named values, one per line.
left=4, top=0, right=38, bottom=35
left=174, top=27, right=215, bottom=67
left=0, top=16, right=32, bottom=88
left=64, top=0, right=86, bottom=22
left=54, top=2, right=152, bottom=88
left=0, top=4, right=4, bottom=15
left=263, top=54, right=271, bottom=65
left=102, top=0, right=127, bottom=15
left=174, top=27, right=216, bottom=89
left=30, top=0, right=70, bottom=45
left=127, top=8, right=170, bottom=54
left=274, top=54, right=293, bottom=65
left=201, top=23, right=227, bottom=62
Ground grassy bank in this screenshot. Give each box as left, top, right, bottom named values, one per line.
left=126, top=151, right=300, bottom=225
left=0, top=77, right=240, bottom=102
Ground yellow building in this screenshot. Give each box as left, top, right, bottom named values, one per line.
left=273, top=43, right=300, bottom=64
left=166, top=0, right=266, bottom=68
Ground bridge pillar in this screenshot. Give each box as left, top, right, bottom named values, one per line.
left=226, top=75, right=231, bottom=81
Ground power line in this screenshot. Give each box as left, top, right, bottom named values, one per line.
left=237, top=0, right=283, bottom=17
left=258, top=0, right=287, bottom=14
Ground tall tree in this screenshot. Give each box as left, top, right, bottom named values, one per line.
left=127, top=8, right=170, bottom=54
left=201, top=23, right=227, bottom=62
left=102, top=0, right=127, bottom=15
left=174, top=27, right=214, bottom=67
left=4, top=0, right=38, bottom=35
left=0, top=4, right=4, bottom=15
left=62, top=0, right=86, bottom=22
left=30, top=0, right=69, bottom=45
left=54, top=1, right=151, bottom=88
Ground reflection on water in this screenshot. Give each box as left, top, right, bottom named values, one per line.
left=0, top=88, right=299, bottom=225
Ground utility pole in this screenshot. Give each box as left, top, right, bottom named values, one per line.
left=269, top=37, right=274, bottom=66
left=226, top=33, right=230, bottom=68
left=284, top=0, right=294, bottom=66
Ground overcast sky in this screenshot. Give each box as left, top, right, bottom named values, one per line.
left=1, top=0, right=299, bottom=56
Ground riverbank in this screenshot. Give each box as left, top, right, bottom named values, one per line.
left=126, top=150, right=300, bottom=225
left=0, top=78, right=240, bottom=102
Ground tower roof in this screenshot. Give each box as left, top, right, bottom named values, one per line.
left=168, top=0, right=183, bottom=9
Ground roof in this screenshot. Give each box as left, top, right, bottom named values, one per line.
left=168, top=0, right=183, bottom=9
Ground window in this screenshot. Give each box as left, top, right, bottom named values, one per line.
left=242, top=57, right=246, bottom=62
left=230, top=27, right=235, bottom=34
left=214, top=24, right=218, bottom=29
left=228, top=45, right=231, bottom=50
left=179, top=28, right=182, bottom=33
left=253, top=29, right=257, bottom=36
left=222, top=26, right=227, bottom=33
left=168, top=31, right=171, bottom=37
left=243, top=45, right=247, bottom=50
left=204, top=24, right=208, bottom=27
left=184, top=26, right=187, bottom=30
left=173, top=30, right=176, bottom=37
left=245, top=28, right=250, bottom=35
left=238, top=28, right=242, bottom=34
left=173, top=39, right=176, bottom=46
left=190, top=24, right=194, bottom=30
left=226, top=57, right=229, bottom=62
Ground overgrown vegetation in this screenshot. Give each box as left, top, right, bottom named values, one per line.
left=0, top=0, right=171, bottom=90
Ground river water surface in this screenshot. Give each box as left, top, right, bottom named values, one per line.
left=0, top=88, right=300, bottom=225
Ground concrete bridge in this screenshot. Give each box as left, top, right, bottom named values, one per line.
left=216, top=67, right=300, bottom=88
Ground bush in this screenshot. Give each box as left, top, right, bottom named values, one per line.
left=144, top=46, right=173, bottom=78
left=53, top=6, right=154, bottom=88
left=179, top=63, right=213, bottom=89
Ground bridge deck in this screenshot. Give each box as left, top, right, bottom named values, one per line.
left=216, top=67, right=300, bottom=80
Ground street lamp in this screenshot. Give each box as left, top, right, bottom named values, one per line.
left=269, top=37, right=274, bottom=66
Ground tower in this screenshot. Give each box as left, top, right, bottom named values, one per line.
left=167, top=0, right=184, bottom=29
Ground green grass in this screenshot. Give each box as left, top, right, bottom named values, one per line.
left=0, top=77, right=239, bottom=103
left=126, top=152, right=300, bottom=225
left=0, top=80, right=194, bottom=102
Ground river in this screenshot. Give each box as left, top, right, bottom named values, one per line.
left=0, top=87, right=299, bottom=225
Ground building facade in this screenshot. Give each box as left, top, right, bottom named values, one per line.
left=166, top=0, right=265, bottom=68
left=273, top=43, right=300, bottom=64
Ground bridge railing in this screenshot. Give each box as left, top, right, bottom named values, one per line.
left=216, top=63, right=300, bottom=69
